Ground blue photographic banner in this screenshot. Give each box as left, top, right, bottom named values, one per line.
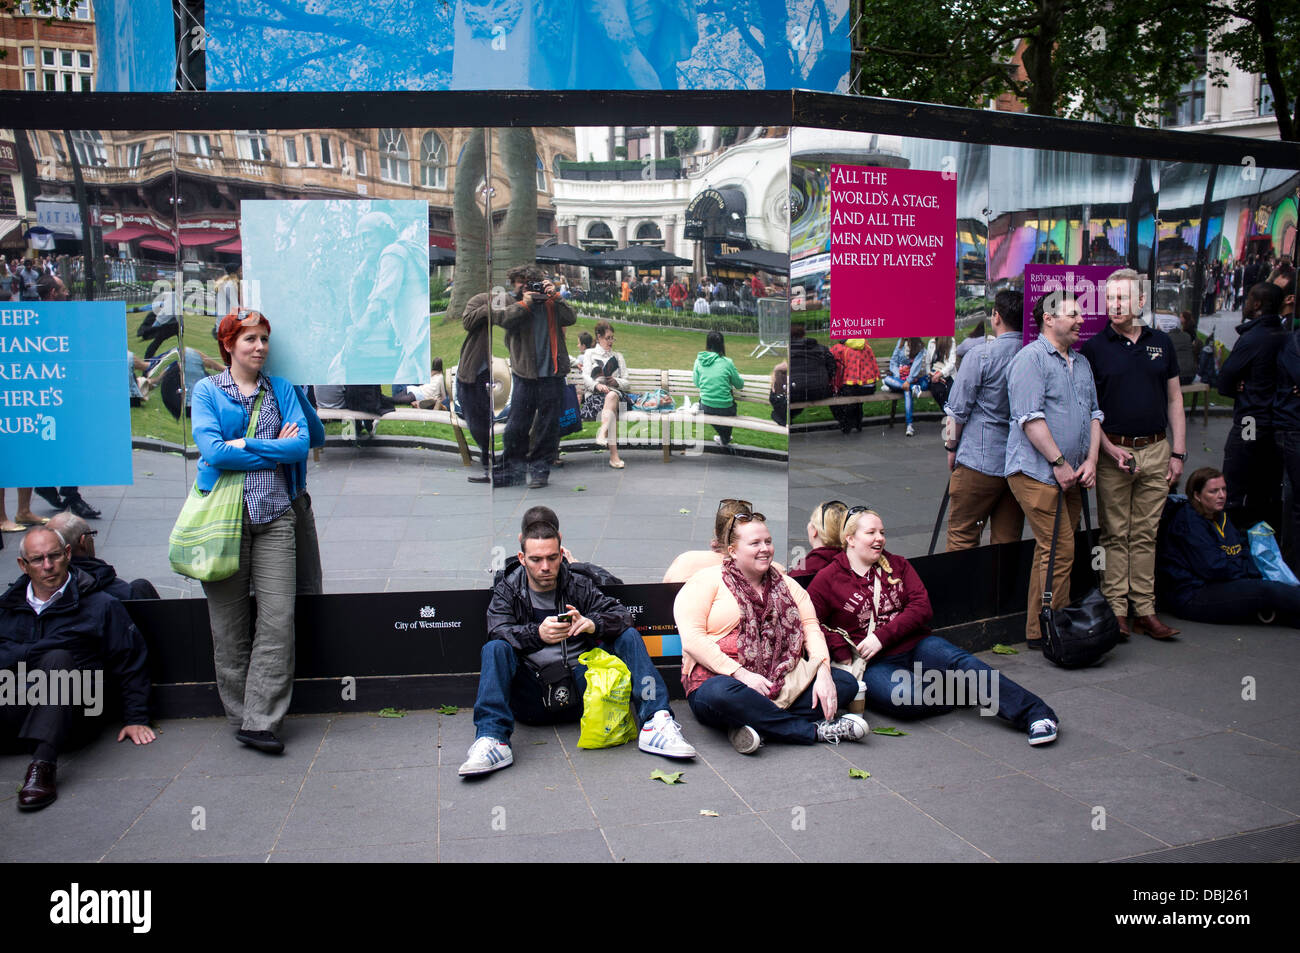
left=94, top=0, right=177, bottom=93
left=0, top=302, right=133, bottom=488
left=242, top=199, right=431, bottom=386
left=205, top=0, right=850, bottom=92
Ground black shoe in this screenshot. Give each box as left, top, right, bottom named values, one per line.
left=235, top=729, right=285, bottom=754
left=467, top=471, right=491, bottom=484
left=1025, top=639, right=1043, bottom=652
left=67, top=497, right=101, bottom=520
left=33, top=487, right=64, bottom=510
left=527, top=476, right=549, bottom=489
left=18, top=759, right=57, bottom=810
left=491, top=473, right=518, bottom=488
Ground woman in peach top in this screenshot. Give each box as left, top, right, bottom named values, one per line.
left=672, top=511, right=867, bottom=754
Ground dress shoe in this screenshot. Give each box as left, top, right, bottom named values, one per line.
left=467, top=470, right=490, bottom=484
left=1133, top=614, right=1179, bottom=639
left=1115, top=615, right=1132, bottom=640
left=33, top=487, right=65, bottom=510
left=527, top=476, right=548, bottom=489
left=67, top=496, right=101, bottom=520
left=235, top=729, right=285, bottom=754
left=18, top=760, right=57, bottom=810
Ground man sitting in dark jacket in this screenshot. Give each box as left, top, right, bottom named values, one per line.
left=47, top=511, right=159, bottom=601
left=460, top=519, right=694, bottom=776
left=1, top=527, right=155, bottom=810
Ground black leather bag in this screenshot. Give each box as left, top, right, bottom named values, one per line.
left=1039, top=490, right=1121, bottom=668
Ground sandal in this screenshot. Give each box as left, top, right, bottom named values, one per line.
left=1, top=520, right=29, bottom=532
left=608, top=459, right=625, bottom=469
left=13, top=514, right=48, bottom=526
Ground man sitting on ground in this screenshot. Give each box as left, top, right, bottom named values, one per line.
left=0, top=527, right=155, bottom=810
left=461, top=519, right=695, bottom=775
left=47, top=511, right=159, bottom=601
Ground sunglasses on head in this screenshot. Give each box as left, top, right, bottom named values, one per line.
left=725, top=510, right=767, bottom=541
left=717, top=498, right=753, bottom=514
left=233, top=309, right=266, bottom=327
left=845, top=505, right=872, bottom=519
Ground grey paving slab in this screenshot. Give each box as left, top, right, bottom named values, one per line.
left=566, top=744, right=750, bottom=825
left=104, top=852, right=271, bottom=863
left=102, top=773, right=301, bottom=861
left=1236, top=715, right=1300, bottom=751
left=764, top=792, right=994, bottom=863
left=311, top=712, right=439, bottom=772
left=602, top=813, right=796, bottom=862
left=439, top=763, right=599, bottom=839
left=438, top=828, right=612, bottom=863
left=178, top=715, right=331, bottom=778
left=268, top=841, right=438, bottom=862
left=900, top=773, right=1169, bottom=863
left=1029, top=750, right=1295, bottom=845
left=0, top=778, right=165, bottom=863
left=1101, top=663, right=1300, bottom=732
left=275, top=767, right=435, bottom=850
left=833, top=721, right=1028, bottom=794
left=318, top=516, right=411, bottom=542
left=1032, top=684, right=1223, bottom=750
left=925, top=704, right=1128, bottom=772
left=331, top=494, right=416, bottom=518
left=51, top=719, right=220, bottom=781
left=1141, top=732, right=1300, bottom=815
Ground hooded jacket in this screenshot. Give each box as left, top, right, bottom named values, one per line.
left=494, top=293, right=575, bottom=380
left=0, top=568, right=151, bottom=724
left=486, top=559, right=632, bottom=673
left=72, top=555, right=132, bottom=601
left=1218, top=312, right=1284, bottom=427
left=692, top=350, right=743, bottom=407
left=806, top=550, right=933, bottom=663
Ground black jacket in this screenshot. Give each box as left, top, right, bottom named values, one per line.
left=1218, top=313, right=1284, bottom=427
left=1275, top=330, right=1300, bottom=432
left=0, top=568, right=151, bottom=724
left=73, top=555, right=132, bottom=601
left=486, top=560, right=631, bottom=670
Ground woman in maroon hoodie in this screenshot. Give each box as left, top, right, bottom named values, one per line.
left=806, top=508, right=1060, bottom=746
left=789, top=500, right=849, bottom=589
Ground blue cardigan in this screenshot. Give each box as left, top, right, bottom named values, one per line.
left=190, top=374, right=311, bottom=497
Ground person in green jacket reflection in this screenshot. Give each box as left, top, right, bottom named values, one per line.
left=693, top=330, right=744, bottom=448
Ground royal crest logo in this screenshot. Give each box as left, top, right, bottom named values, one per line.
left=419, top=605, right=436, bottom=619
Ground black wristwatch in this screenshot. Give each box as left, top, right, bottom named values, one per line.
left=1170, top=451, right=1187, bottom=461
left=1050, top=455, right=1067, bottom=467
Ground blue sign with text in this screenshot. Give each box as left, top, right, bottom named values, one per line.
left=0, top=302, right=133, bottom=488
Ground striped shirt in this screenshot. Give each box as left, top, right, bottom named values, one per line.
left=944, top=331, right=1022, bottom=477
left=1004, top=335, right=1104, bottom=485
left=214, top=369, right=291, bottom=524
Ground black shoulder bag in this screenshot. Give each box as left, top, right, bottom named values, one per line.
left=1040, top=489, right=1121, bottom=668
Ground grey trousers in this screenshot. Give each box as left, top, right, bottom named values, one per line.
left=293, top=491, right=323, bottom=596
left=201, top=507, right=297, bottom=733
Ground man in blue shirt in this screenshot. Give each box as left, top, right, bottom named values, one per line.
left=1005, top=294, right=1103, bottom=649
left=943, top=289, right=1025, bottom=550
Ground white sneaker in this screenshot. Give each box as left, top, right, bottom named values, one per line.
left=1028, top=718, right=1058, bottom=746
left=713, top=435, right=723, bottom=446
left=639, top=711, right=696, bottom=758
left=728, top=725, right=762, bottom=755
left=910, top=384, right=922, bottom=399
left=458, top=736, right=513, bottom=776
left=815, top=713, right=869, bottom=744
left=905, top=424, right=915, bottom=437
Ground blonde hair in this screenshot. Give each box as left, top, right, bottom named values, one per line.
left=842, top=508, right=892, bottom=575
left=810, top=501, right=849, bottom=549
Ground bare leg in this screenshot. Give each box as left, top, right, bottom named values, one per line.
left=13, top=488, right=43, bottom=525
left=602, top=392, right=624, bottom=467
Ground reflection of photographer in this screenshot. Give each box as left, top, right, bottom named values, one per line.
left=493, top=265, right=575, bottom=488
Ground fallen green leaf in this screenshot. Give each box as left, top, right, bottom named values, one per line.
left=531, top=740, right=547, bottom=745
left=871, top=727, right=907, bottom=736
left=848, top=768, right=871, bottom=779
left=992, top=643, right=1019, bottom=655
left=678, top=508, right=691, bottom=515
left=698, top=809, right=719, bottom=817
left=650, top=769, right=684, bottom=784
left=378, top=707, right=406, bottom=718
left=573, top=485, right=586, bottom=492
left=143, top=471, right=154, bottom=476
left=437, top=704, right=457, bottom=715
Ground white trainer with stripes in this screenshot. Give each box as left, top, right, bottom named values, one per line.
left=638, top=711, right=697, bottom=758
left=458, top=736, right=514, bottom=776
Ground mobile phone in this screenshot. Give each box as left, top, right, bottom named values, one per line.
left=555, top=612, right=573, bottom=624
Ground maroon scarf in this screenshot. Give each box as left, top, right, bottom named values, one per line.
left=721, top=558, right=804, bottom=699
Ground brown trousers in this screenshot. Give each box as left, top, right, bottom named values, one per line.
left=1009, top=473, right=1082, bottom=642
left=946, top=465, right=1026, bottom=551
left=1095, top=441, right=1170, bottom=618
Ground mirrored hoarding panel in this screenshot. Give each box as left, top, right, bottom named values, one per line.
left=486, top=124, right=790, bottom=584
left=1, top=127, right=195, bottom=597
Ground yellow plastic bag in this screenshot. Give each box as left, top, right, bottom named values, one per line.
left=576, top=648, right=638, bottom=749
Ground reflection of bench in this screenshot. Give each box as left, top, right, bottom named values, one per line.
left=1181, top=382, right=1211, bottom=425
left=315, top=406, right=502, bottom=466
left=567, top=366, right=786, bottom=462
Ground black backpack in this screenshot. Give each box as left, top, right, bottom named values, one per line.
left=789, top=339, right=836, bottom=403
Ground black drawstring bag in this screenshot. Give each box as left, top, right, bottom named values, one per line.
left=1040, top=490, right=1121, bottom=668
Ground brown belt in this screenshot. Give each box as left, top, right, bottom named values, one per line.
left=1106, top=432, right=1166, bottom=449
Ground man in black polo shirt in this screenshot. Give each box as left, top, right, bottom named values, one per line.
left=1080, top=269, right=1186, bottom=640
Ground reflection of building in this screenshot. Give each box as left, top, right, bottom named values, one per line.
left=0, top=129, right=27, bottom=251
left=20, top=126, right=575, bottom=266
left=0, top=3, right=96, bottom=92
left=553, top=126, right=788, bottom=275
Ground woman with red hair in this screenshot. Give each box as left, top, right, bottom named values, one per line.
left=191, top=310, right=310, bottom=755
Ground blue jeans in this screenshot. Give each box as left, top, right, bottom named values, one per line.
left=882, top=374, right=928, bottom=425
left=473, top=628, right=673, bottom=741
left=503, top=374, right=564, bottom=483
left=861, top=635, right=1054, bottom=730
left=1169, top=579, right=1300, bottom=628
left=688, top=668, right=858, bottom=744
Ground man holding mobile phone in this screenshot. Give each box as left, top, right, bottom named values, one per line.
left=460, top=519, right=695, bottom=776
left=1080, top=269, right=1185, bottom=640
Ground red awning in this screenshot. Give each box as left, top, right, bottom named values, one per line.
left=138, top=238, right=178, bottom=254
left=214, top=239, right=242, bottom=254
left=103, top=225, right=161, bottom=243
left=430, top=234, right=455, bottom=249
left=178, top=229, right=236, bottom=247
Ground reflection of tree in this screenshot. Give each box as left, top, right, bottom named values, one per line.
left=206, top=0, right=454, bottom=90
left=449, top=130, right=486, bottom=325
left=496, top=128, right=538, bottom=285
left=687, top=0, right=847, bottom=89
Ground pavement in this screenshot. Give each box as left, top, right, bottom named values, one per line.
left=2, top=615, right=1296, bottom=862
